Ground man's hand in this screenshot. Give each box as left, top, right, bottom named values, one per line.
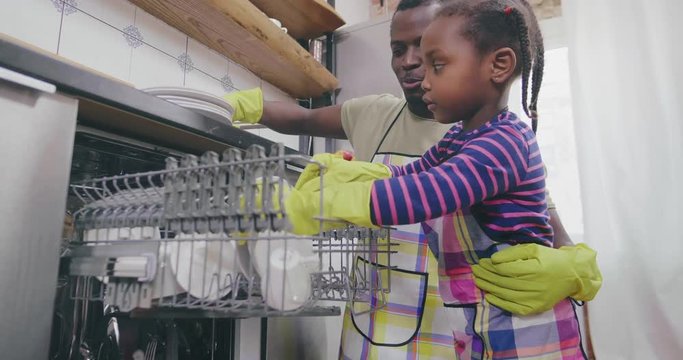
left=224, top=88, right=264, bottom=124
left=472, top=243, right=603, bottom=315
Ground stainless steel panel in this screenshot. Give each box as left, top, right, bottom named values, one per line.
left=0, top=78, right=78, bottom=358
left=335, top=19, right=402, bottom=104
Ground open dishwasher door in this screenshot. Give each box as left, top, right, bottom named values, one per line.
left=0, top=67, right=78, bottom=360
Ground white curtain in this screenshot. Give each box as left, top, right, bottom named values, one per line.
left=564, top=1, right=683, bottom=359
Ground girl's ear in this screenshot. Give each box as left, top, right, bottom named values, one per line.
left=490, top=47, right=517, bottom=84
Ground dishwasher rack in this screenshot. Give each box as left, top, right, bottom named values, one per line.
left=62, top=143, right=395, bottom=319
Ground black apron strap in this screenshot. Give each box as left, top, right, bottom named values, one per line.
left=370, top=102, right=407, bottom=158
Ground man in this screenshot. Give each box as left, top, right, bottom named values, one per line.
left=226, top=1, right=601, bottom=358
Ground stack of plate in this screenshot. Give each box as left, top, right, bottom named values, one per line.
left=143, top=87, right=234, bottom=125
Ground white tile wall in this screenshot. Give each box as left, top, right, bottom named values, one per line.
left=134, top=7, right=186, bottom=57
left=58, top=8, right=133, bottom=81
left=262, top=81, right=297, bottom=104
left=75, top=0, right=135, bottom=31
left=228, top=61, right=261, bottom=91
left=184, top=69, right=229, bottom=98
left=129, top=43, right=184, bottom=89
left=0, top=0, right=301, bottom=150
left=187, top=38, right=228, bottom=80
left=0, top=0, right=63, bottom=53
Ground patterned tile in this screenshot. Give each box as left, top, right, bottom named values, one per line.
left=187, top=38, right=228, bottom=78
left=177, top=53, right=194, bottom=73
left=220, top=74, right=234, bottom=91
left=123, top=25, right=143, bottom=48
left=59, top=8, right=132, bottom=81
left=185, top=70, right=226, bottom=97
left=51, top=0, right=78, bottom=15
left=49, top=0, right=62, bottom=11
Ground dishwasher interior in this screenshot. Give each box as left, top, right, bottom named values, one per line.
left=53, top=128, right=240, bottom=360
left=51, top=126, right=394, bottom=360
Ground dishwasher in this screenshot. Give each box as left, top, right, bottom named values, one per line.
left=0, top=36, right=394, bottom=360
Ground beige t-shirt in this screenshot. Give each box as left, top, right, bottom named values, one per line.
left=340, top=93, right=556, bottom=209
left=341, top=94, right=451, bottom=162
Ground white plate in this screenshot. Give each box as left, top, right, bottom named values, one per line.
left=249, top=232, right=319, bottom=311
left=157, top=94, right=234, bottom=117
left=142, top=86, right=234, bottom=115
left=235, top=241, right=256, bottom=277
left=153, top=236, right=185, bottom=299
left=161, top=97, right=233, bottom=124
left=168, top=232, right=240, bottom=300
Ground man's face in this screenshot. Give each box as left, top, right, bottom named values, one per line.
left=390, top=4, right=441, bottom=105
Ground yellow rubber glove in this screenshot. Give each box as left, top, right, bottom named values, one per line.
left=284, top=181, right=376, bottom=235
left=295, top=153, right=392, bottom=192
left=471, top=243, right=603, bottom=315
left=224, top=88, right=264, bottom=124
left=295, top=152, right=346, bottom=190
left=234, top=177, right=291, bottom=238
left=236, top=176, right=333, bottom=236
left=240, top=175, right=377, bottom=236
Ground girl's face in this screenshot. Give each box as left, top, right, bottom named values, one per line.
left=420, top=16, right=493, bottom=124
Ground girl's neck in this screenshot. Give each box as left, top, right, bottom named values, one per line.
left=461, top=96, right=510, bottom=132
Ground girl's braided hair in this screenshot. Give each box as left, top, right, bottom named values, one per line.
left=438, top=0, right=544, bottom=132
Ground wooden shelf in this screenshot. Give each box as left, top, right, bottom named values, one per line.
left=249, top=0, right=346, bottom=39
left=129, top=0, right=338, bottom=98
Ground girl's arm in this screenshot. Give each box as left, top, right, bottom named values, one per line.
left=386, top=126, right=461, bottom=176
left=370, top=125, right=535, bottom=226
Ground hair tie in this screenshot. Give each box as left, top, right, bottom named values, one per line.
left=529, top=109, right=538, bottom=119
left=504, top=6, right=513, bottom=15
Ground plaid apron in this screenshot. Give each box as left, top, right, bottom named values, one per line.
left=339, top=152, right=458, bottom=360
left=424, top=210, right=587, bottom=360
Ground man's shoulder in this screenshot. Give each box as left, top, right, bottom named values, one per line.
left=342, top=93, right=405, bottom=113
left=340, top=93, right=406, bottom=160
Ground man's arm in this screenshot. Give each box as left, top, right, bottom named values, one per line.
left=260, top=102, right=347, bottom=139
left=549, top=209, right=574, bottom=248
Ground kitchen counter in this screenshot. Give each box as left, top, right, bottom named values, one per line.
left=0, top=34, right=304, bottom=162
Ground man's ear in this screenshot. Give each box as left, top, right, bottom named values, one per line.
left=490, top=47, right=517, bottom=84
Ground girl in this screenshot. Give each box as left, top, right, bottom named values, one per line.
left=285, top=0, right=588, bottom=358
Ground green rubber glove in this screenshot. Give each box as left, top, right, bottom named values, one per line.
left=224, top=88, right=264, bottom=124
left=471, top=243, right=603, bottom=315
left=295, top=153, right=392, bottom=192
left=284, top=181, right=376, bottom=235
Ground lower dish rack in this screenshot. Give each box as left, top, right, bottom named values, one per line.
left=61, top=143, right=395, bottom=319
